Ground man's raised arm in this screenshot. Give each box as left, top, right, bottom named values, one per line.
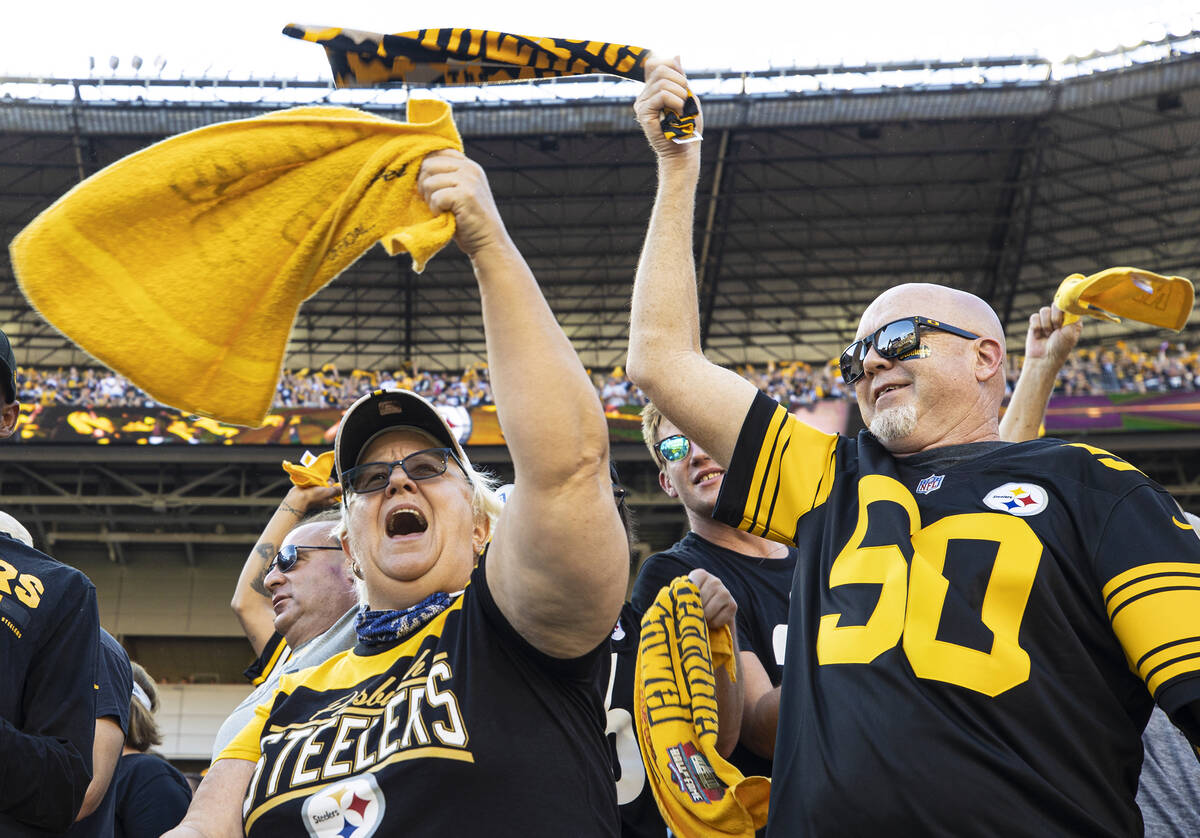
left=625, top=57, right=757, bottom=468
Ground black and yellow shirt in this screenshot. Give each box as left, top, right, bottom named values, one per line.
left=220, top=558, right=618, bottom=837
left=713, top=391, right=1200, bottom=837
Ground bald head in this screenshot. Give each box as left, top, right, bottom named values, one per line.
left=853, top=283, right=1006, bottom=454
left=859, top=284, right=1004, bottom=345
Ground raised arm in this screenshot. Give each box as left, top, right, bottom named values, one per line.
left=230, top=484, right=340, bottom=655
left=999, top=305, right=1081, bottom=443
left=625, top=57, right=757, bottom=468
left=418, top=150, right=627, bottom=659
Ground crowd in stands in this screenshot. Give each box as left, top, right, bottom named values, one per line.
left=14, top=339, right=1200, bottom=414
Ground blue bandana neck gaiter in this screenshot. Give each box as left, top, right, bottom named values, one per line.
left=355, top=591, right=454, bottom=647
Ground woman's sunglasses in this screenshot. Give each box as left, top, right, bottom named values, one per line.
left=839, top=316, right=979, bottom=385
left=267, top=543, right=342, bottom=574
left=340, top=448, right=466, bottom=496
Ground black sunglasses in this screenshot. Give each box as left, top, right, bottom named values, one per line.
left=341, top=447, right=467, bottom=496
left=840, top=316, right=980, bottom=385
left=654, top=434, right=690, bottom=463
left=267, top=543, right=342, bottom=575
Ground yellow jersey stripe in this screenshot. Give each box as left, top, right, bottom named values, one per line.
left=1106, top=574, right=1200, bottom=617
left=1101, top=562, right=1200, bottom=600
left=1109, top=587, right=1200, bottom=691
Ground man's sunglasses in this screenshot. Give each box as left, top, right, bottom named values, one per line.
left=267, top=543, right=342, bottom=575
left=839, top=316, right=980, bottom=386
left=654, top=434, right=691, bottom=463
left=341, top=447, right=467, bottom=496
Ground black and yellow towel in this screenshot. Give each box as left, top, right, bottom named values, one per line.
left=635, top=577, right=770, bottom=837
left=284, top=24, right=701, bottom=144
left=10, top=100, right=462, bottom=428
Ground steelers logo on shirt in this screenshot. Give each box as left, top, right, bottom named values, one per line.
left=301, top=774, right=386, bottom=838
left=983, top=483, right=1048, bottom=517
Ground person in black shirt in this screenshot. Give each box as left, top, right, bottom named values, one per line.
left=0, top=328, right=103, bottom=836
left=66, top=628, right=133, bottom=838
left=632, top=403, right=794, bottom=779
left=627, top=58, right=1200, bottom=837
left=167, top=149, right=628, bottom=837
left=113, top=663, right=191, bottom=838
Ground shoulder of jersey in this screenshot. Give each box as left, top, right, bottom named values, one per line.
left=1040, top=439, right=1151, bottom=490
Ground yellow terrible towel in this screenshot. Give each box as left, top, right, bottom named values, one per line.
left=10, top=100, right=462, bottom=427
left=635, top=577, right=770, bottom=838
left=1054, top=267, right=1194, bottom=331
left=282, top=449, right=336, bottom=488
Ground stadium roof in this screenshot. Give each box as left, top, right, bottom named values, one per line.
left=3, top=32, right=1199, bottom=377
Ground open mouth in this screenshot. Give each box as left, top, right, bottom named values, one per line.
left=386, top=507, right=428, bottom=537
left=696, top=470, right=724, bottom=486
left=875, top=383, right=906, bottom=400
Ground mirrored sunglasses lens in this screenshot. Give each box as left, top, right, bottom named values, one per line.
left=659, top=436, right=690, bottom=461
left=877, top=319, right=918, bottom=358
left=840, top=344, right=863, bottom=383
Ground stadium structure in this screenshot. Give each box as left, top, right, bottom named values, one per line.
left=2, top=31, right=1200, bottom=761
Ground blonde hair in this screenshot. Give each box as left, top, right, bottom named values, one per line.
left=126, top=662, right=162, bottom=752
left=640, top=401, right=667, bottom=467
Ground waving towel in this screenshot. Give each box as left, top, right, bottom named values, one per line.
left=10, top=100, right=462, bottom=427
left=1054, top=267, right=1193, bottom=330
left=284, top=24, right=701, bottom=144
left=282, top=449, right=336, bottom=488
left=635, top=577, right=770, bottom=837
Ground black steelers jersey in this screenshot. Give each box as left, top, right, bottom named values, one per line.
left=599, top=602, right=668, bottom=838
left=221, top=557, right=619, bottom=837
left=713, top=392, right=1200, bottom=837
left=0, top=535, right=100, bottom=837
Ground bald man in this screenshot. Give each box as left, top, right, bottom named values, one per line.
left=627, top=58, right=1200, bottom=837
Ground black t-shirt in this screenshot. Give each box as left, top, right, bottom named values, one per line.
left=66, top=628, right=133, bottom=838
left=0, top=535, right=100, bottom=836
left=599, top=602, right=667, bottom=838
left=221, top=556, right=619, bottom=837
left=715, top=392, right=1200, bottom=837
left=631, top=532, right=796, bottom=778
left=112, top=752, right=192, bottom=838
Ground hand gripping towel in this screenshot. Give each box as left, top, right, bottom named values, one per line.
left=635, top=577, right=771, bottom=837
left=1053, top=267, right=1194, bottom=330
left=10, top=100, right=462, bottom=427
left=284, top=24, right=701, bottom=144
left=282, top=449, right=336, bottom=488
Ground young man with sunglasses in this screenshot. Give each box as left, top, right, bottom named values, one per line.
left=631, top=404, right=794, bottom=780
left=210, top=518, right=358, bottom=761
left=628, top=57, right=1200, bottom=837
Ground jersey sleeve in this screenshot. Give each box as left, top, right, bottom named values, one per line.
left=713, top=390, right=841, bottom=544
left=243, top=632, right=290, bottom=686
left=96, top=628, right=133, bottom=733
left=1095, top=483, right=1200, bottom=725
left=630, top=552, right=694, bottom=616
left=218, top=690, right=275, bottom=764
left=0, top=576, right=99, bottom=831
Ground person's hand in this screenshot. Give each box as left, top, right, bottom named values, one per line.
left=418, top=149, right=510, bottom=258
left=280, top=483, right=341, bottom=519
left=1024, top=304, right=1082, bottom=369
left=689, top=568, right=737, bottom=631
left=634, top=56, right=703, bottom=161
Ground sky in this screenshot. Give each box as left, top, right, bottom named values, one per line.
left=2, top=0, right=1198, bottom=81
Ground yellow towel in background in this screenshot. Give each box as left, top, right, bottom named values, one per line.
left=635, top=577, right=770, bottom=838
left=282, top=450, right=336, bottom=488
left=1054, top=267, right=1194, bottom=331
left=10, top=100, right=462, bottom=427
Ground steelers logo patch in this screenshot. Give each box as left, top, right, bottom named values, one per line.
left=301, top=774, right=386, bottom=838
left=983, top=483, right=1048, bottom=517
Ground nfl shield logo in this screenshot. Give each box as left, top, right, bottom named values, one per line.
left=915, top=473, right=944, bottom=494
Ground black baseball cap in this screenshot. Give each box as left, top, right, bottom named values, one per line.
left=0, top=329, right=15, bottom=404
left=334, top=389, right=471, bottom=481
